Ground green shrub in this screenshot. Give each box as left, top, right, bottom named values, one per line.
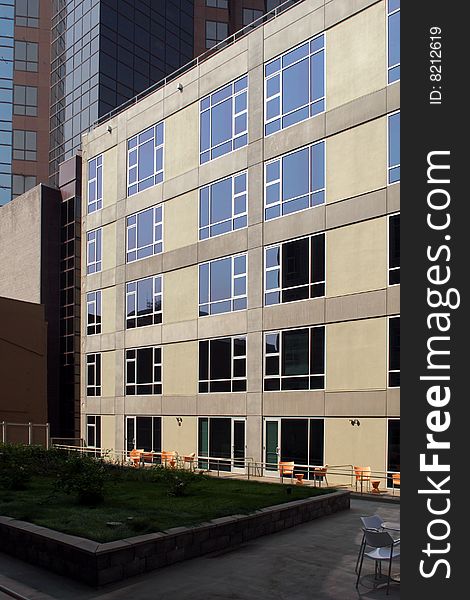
left=55, top=454, right=106, bottom=505
left=153, top=466, right=203, bottom=497
left=0, top=456, right=31, bottom=490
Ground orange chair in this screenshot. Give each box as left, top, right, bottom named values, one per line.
left=161, top=450, right=177, bottom=468
left=354, top=466, right=371, bottom=492
left=391, top=472, right=400, bottom=495
left=183, top=452, right=196, bottom=471
left=313, top=465, right=329, bottom=487
left=129, top=448, right=144, bottom=467
left=279, top=461, right=295, bottom=483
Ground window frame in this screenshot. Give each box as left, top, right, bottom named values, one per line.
left=12, top=129, right=37, bottom=160
left=86, top=415, right=101, bottom=449
left=86, top=353, right=101, bottom=397
left=15, top=0, right=39, bottom=27
left=199, top=253, right=248, bottom=317
left=14, top=40, right=38, bottom=71
left=126, top=205, right=163, bottom=263
left=388, top=213, right=400, bottom=286
left=126, top=275, right=163, bottom=329
left=13, top=84, right=37, bottom=116
left=86, top=228, right=102, bottom=274
left=86, top=290, right=102, bottom=335
left=125, top=346, right=162, bottom=396
left=387, top=111, right=400, bottom=184
left=12, top=174, right=36, bottom=197
left=199, top=335, right=247, bottom=393
left=87, top=154, right=103, bottom=214
left=388, top=316, right=400, bottom=388
left=387, top=0, right=400, bottom=84
left=127, top=121, right=164, bottom=197
left=205, top=20, right=229, bottom=49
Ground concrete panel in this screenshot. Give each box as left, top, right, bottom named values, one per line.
left=387, top=182, right=400, bottom=212
left=125, top=91, right=164, bottom=140
left=162, top=320, right=198, bottom=344
left=326, top=117, right=387, bottom=203
left=264, top=205, right=326, bottom=246
left=102, top=350, right=115, bottom=397
left=387, top=80, right=400, bottom=113
left=199, top=147, right=248, bottom=187
left=246, top=414, right=262, bottom=462
left=387, top=285, right=400, bottom=315
left=101, top=415, right=116, bottom=452
left=162, top=168, right=199, bottom=203
left=325, top=88, right=386, bottom=138
left=101, top=287, right=116, bottom=334
left=162, top=415, right=197, bottom=456
left=163, top=341, right=198, bottom=396
left=198, top=228, right=248, bottom=264
left=246, top=393, right=262, bottom=416
left=326, top=189, right=387, bottom=230
left=248, top=64, right=264, bottom=143
left=198, top=311, right=248, bottom=339
left=164, top=266, right=198, bottom=323
left=326, top=217, right=387, bottom=297
left=197, top=394, right=246, bottom=416
left=387, top=388, right=400, bottom=416
left=124, top=325, right=162, bottom=349
left=326, top=2, right=386, bottom=110
left=199, top=48, right=248, bottom=98
left=165, top=102, right=199, bottom=181
left=248, top=247, right=262, bottom=310
left=247, top=308, right=263, bottom=333
left=162, top=244, right=198, bottom=273
left=163, top=77, right=200, bottom=121
left=124, top=396, right=162, bottom=415
left=102, top=146, right=117, bottom=208
left=263, top=298, right=325, bottom=331
left=102, top=222, right=116, bottom=271
left=123, top=184, right=163, bottom=217
left=164, top=190, right=198, bottom=253
left=161, top=396, right=198, bottom=415
left=263, top=392, right=325, bottom=416
left=247, top=164, right=263, bottom=226
left=125, top=254, right=163, bottom=282
left=324, top=417, right=387, bottom=478
left=325, top=391, right=387, bottom=416
left=326, top=290, right=387, bottom=323
left=326, top=318, right=387, bottom=391
left=264, top=113, right=326, bottom=162
left=247, top=332, right=263, bottom=393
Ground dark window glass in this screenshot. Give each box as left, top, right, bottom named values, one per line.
left=389, top=214, right=400, bottom=285
left=309, top=419, right=324, bottom=467
left=126, top=346, right=162, bottom=395
left=387, top=419, right=400, bottom=486
left=389, top=317, right=400, bottom=387
left=199, top=336, right=247, bottom=393
left=282, top=329, right=309, bottom=376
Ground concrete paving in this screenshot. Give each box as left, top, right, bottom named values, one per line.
left=0, top=498, right=400, bottom=600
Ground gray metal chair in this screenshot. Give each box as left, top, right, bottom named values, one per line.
left=355, top=515, right=384, bottom=574
left=356, top=530, right=400, bottom=595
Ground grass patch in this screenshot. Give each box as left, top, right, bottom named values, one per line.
left=0, top=472, right=332, bottom=542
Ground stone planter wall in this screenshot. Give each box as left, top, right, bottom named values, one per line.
left=0, top=490, right=350, bottom=586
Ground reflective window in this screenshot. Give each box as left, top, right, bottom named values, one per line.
left=264, top=326, right=325, bottom=391
left=265, top=140, right=325, bottom=220
left=125, top=346, right=162, bottom=395
left=205, top=20, right=228, bottom=49
left=86, top=415, right=101, bottom=448
left=199, top=336, right=247, bottom=393
left=126, top=416, right=161, bottom=453
left=126, top=205, right=163, bottom=263
left=243, top=8, right=263, bottom=27
left=199, top=171, right=247, bottom=240
left=388, top=316, right=400, bottom=387
left=126, top=275, right=162, bottom=329
left=265, top=233, right=325, bottom=305
left=387, top=419, right=400, bottom=486
left=86, top=353, right=101, bottom=396
left=206, top=0, right=228, bottom=7
left=86, top=290, right=101, bottom=335
left=127, top=122, right=164, bottom=196
left=13, top=85, right=37, bottom=116
left=199, top=254, right=247, bottom=316
left=88, top=154, right=102, bottom=213
left=200, top=76, right=248, bottom=164
left=12, top=129, right=36, bottom=160
left=387, top=1, right=400, bottom=84
left=86, top=228, right=102, bottom=274
left=14, top=40, right=38, bottom=71
left=265, top=34, right=325, bottom=136
left=15, top=0, right=39, bottom=27
left=12, top=174, right=35, bottom=198
left=388, top=112, right=400, bottom=183
left=389, top=214, right=400, bottom=285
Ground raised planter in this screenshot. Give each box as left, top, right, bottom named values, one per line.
left=0, top=490, right=349, bottom=586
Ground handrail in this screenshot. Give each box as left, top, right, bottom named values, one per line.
left=89, top=0, right=301, bottom=131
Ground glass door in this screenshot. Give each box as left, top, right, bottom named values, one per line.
left=125, top=416, right=136, bottom=452
left=232, top=419, right=246, bottom=472
left=264, top=418, right=280, bottom=476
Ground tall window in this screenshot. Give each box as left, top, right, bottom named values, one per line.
left=200, top=76, right=248, bottom=164
left=199, top=171, right=247, bottom=240
left=126, top=205, right=163, bottom=262
left=15, top=0, right=39, bottom=27
left=86, top=228, right=102, bottom=274
left=265, top=34, right=325, bottom=136
left=86, top=415, right=101, bottom=448
left=126, top=416, right=162, bottom=453
left=86, top=290, right=101, bottom=335
left=13, top=85, right=37, bottom=115
left=264, top=326, right=325, bottom=391
left=243, top=8, right=263, bottom=27
left=205, top=21, right=228, bottom=49
left=199, top=254, right=247, bottom=316
left=126, top=275, right=162, bottom=328
left=12, top=174, right=35, bottom=197
left=86, top=353, right=101, bottom=396
left=388, top=111, right=400, bottom=184
left=388, top=316, right=400, bottom=387
left=265, top=233, right=325, bottom=305
left=206, top=0, right=228, bottom=7
left=88, top=155, right=102, bottom=213
left=12, top=130, right=36, bottom=160
left=387, top=419, right=400, bottom=486
left=14, top=40, right=38, bottom=71
left=388, top=214, right=400, bottom=285
left=125, top=347, right=162, bottom=395
left=265, top=141, right=325, bottom=220
left=387, top=1, right=400, bottom=84
left=127, top=122, right=164, bottom=196
left=199, top=336, right=247, bottom=393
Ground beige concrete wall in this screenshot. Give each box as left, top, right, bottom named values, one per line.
left=164, top=190, right=198, bottom=252
left=102, top=351, right=115, bottom=397
left=102, top=222, right=116, bottom=271
left=326, top=1, right=386, bottom=110
left=326, top=217, right=387, bottom=297
left=325, top=417, right=387, bottom=480
left=163, top=266, right=198, bottom=323
left=101, top=287, right=116, bottom=334
left=326, top=318, right=387, bottom=392
left=162, top=416, right=198, bottom=456
left=102, top=146, right=118, bottom=208
left=101, top=415, right=116, bottom=451
left=326, top=117, right=387, bottom=203
left=165, top=102, right=199, bottom=181
left=163, top=341, right=198, bottom=396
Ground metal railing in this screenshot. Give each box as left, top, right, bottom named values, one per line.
left=90, top=0, right=301, bottom=130
left=1, top=421, right=50, bottom=448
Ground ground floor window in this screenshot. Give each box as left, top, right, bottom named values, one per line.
left=387, top=418, right=400, bottom=487
left=125, top=416, right=162, bottom=453
left=264, top=418, right=324, bottom=479
left=86, top=415, right=101, bottom=448
left=198, top=417, right=246, bottom=472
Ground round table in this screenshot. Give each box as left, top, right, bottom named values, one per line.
left=381, top=521, right=400, bottom=532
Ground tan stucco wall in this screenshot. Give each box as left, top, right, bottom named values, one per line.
left=326, top=1, right=386, bottom=110
left=102, top=222, right=116, bottom=271
left=101, top=287, right=116, bottom=334
left=101, top=146, right=118, bottom=208
left=165, top=102, right=199, bottom=180
left=164, top=190, right=198, bottom=252
left=326, top=217, right=387, bottom=297
left=101, top=415, right=116, bottom=451
left=163, top=341, right=198, bottom=395
left=163, top=266, right=198, bottom=323
left=326, top=318, right=387, bottom=391
left=326, top=117, right=387, bottom=203
left=102, top=351, right=115, bottom=397
left=162, top=415, right=198, bottom=455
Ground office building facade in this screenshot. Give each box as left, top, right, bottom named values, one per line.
left=80, top=0, right=400, bottom=479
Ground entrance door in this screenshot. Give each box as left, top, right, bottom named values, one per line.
left=125, top=416, right=136, bottom=452
left=264, top=418, right=280, bottom=476
left=209, top=418, right=231, bottom=471
left=232, top=419, right=246, bottom=472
